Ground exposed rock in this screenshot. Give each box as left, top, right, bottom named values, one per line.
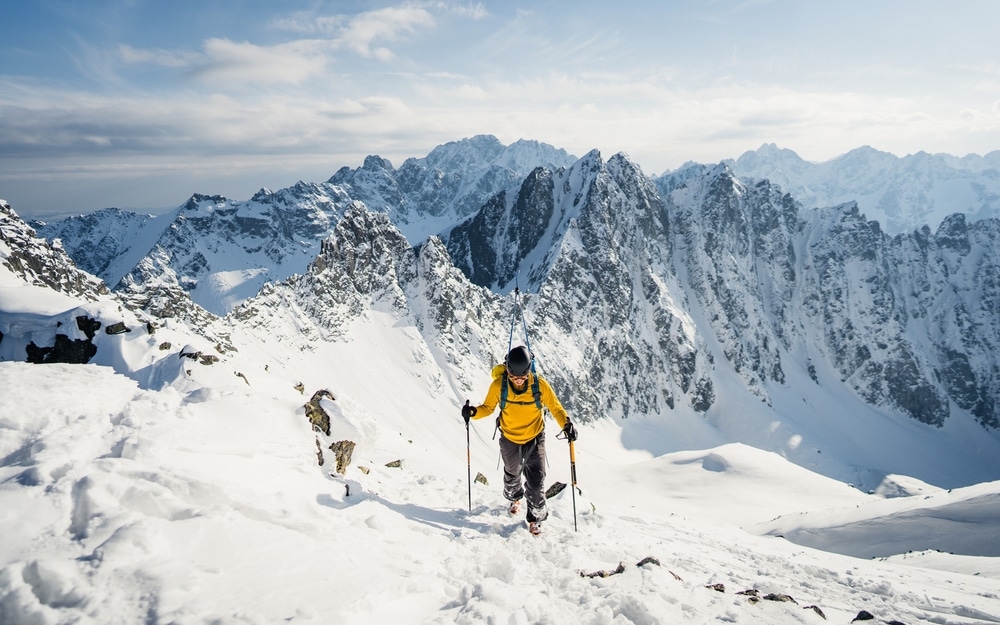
left=105, top=321, right=130, bottom=335
left=25, top=334, right=98, bottom=364
left=474, top=472, right=488, bottom=486
left=385, top=459, right=402, bottom=468
left=329, top=440, right=356, bottom=474
left=76, top=316, right=102, bottom=339
left=763, top=593, right=797, bottom=604
left=803, top=605, right=827, bottom=619
left=304, top=389, right=335, bottom=436
left=580, top=563, right=626, bottom=579
left=544, top=481, right=566, bottom=498
left=851, top=610, right=875, bottom=622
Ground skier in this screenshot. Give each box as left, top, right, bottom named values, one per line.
left=462, top=345, right=578, bottom=535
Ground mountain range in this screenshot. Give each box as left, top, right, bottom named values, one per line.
left=724, top=143, right=1000, bottom=234
left=9, top=135, right=1000, bottom=491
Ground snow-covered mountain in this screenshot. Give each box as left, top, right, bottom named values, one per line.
left=1, top=200, right=108, bottom=304
left=4, top=196, right=1000, bottom=624
left=657, top=164, right=1000, bottom=431
left=217, top=151, right=1000, bottom=490
left=442, top=149, right=714, bottom=422
left=432, top=147, right=1000, bottom=434
left=33, top=187, right=357, bottom=317
left=22, top=135, right=1000, bottom=454
left=26, top=207, right=174, bottom=289
left=33, top=136, right=574, bottom=318
left=722, top=143, right=1000, bottom=234
left=329, top=134, right=577, bottom=242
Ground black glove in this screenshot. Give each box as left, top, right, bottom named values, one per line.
left=562, top=420, right=578, bottom=442
left=462, top=401, right=477, bottom=424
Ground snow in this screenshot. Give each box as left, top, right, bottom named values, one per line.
left=3, top=279, right=1000, bottom=625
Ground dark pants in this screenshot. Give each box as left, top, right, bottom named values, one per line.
left=499, top=432, right=548, bottom=522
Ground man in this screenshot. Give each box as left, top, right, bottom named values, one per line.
left=462, top=345, right=577, bottom=535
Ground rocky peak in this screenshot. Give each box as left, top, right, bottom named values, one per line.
left=182, top=194, right=231, bottom=213
left=363, top=155, right=394, bottom=172
left=0, top=200, right=108, bottom=301
left=251, top=187, right=274, bottom=201
left=413, top=134, right=507, bottom=172
left=935, top=213, right=970, bottom=254
left=441, top=149, right=605, bottom=294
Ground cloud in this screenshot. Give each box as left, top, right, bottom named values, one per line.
left=119, top=44, right=199, bottom=68
left=118, top=3, right=458, bottom=86
left=339, top=6, right=434, bottom=59
left=266, top=4, right=439, bottom=61
left=187, top=38, right=328, bottom=85
left=445, top=2, right=489, bottom=20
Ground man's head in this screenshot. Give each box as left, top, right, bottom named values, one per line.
left=505, top=345, right=532, bottom=386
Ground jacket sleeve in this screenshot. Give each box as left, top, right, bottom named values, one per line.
left=472, top=377, right=502, bottom=420
left=539, top=376, right=569, bottom=429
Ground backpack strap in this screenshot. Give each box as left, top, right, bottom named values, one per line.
left=500, top=373, right=509, bottom=411
left=531, top=368, right=542, bottom=409
left=500, top=372, right=542, bottom=411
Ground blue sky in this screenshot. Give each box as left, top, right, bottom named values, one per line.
left=3, top=0, right=999, bottom=219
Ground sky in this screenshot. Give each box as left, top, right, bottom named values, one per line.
left=3, top=0, right=1000, bottom=220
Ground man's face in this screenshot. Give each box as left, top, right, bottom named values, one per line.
left=508, top=373, right=528, bottom=389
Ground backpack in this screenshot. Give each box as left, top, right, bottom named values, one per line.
left=492, top=364, right=542, bottom=411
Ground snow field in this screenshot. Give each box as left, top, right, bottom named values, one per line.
left=3, top=359, right=1000, bottom=625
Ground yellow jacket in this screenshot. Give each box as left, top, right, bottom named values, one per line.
left=472, top=367, right=569, bottom=444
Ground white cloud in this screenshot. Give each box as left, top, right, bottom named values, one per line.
left=118, top=44, right=199, bottom=68
left=188, top=38, right=328, bottom=85
left=118, top=4, right=451, bottom=86
left=448, top=2, right=489, bottom=20
left=337, top=6, right=435, bottom=59
left=267, top=4, right=438, bottom=59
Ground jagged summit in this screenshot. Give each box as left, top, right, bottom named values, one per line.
left=441, top=148, right=609, bottom=294
left=330, top=134, right=578, bottom=243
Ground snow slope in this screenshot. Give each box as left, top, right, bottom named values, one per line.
left=3, top=284, right=1000, bottom=624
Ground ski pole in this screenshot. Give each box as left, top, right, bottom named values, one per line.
left=569, top=439, right=578, bottom=532
left=465, top=400, right=472, bottom=512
